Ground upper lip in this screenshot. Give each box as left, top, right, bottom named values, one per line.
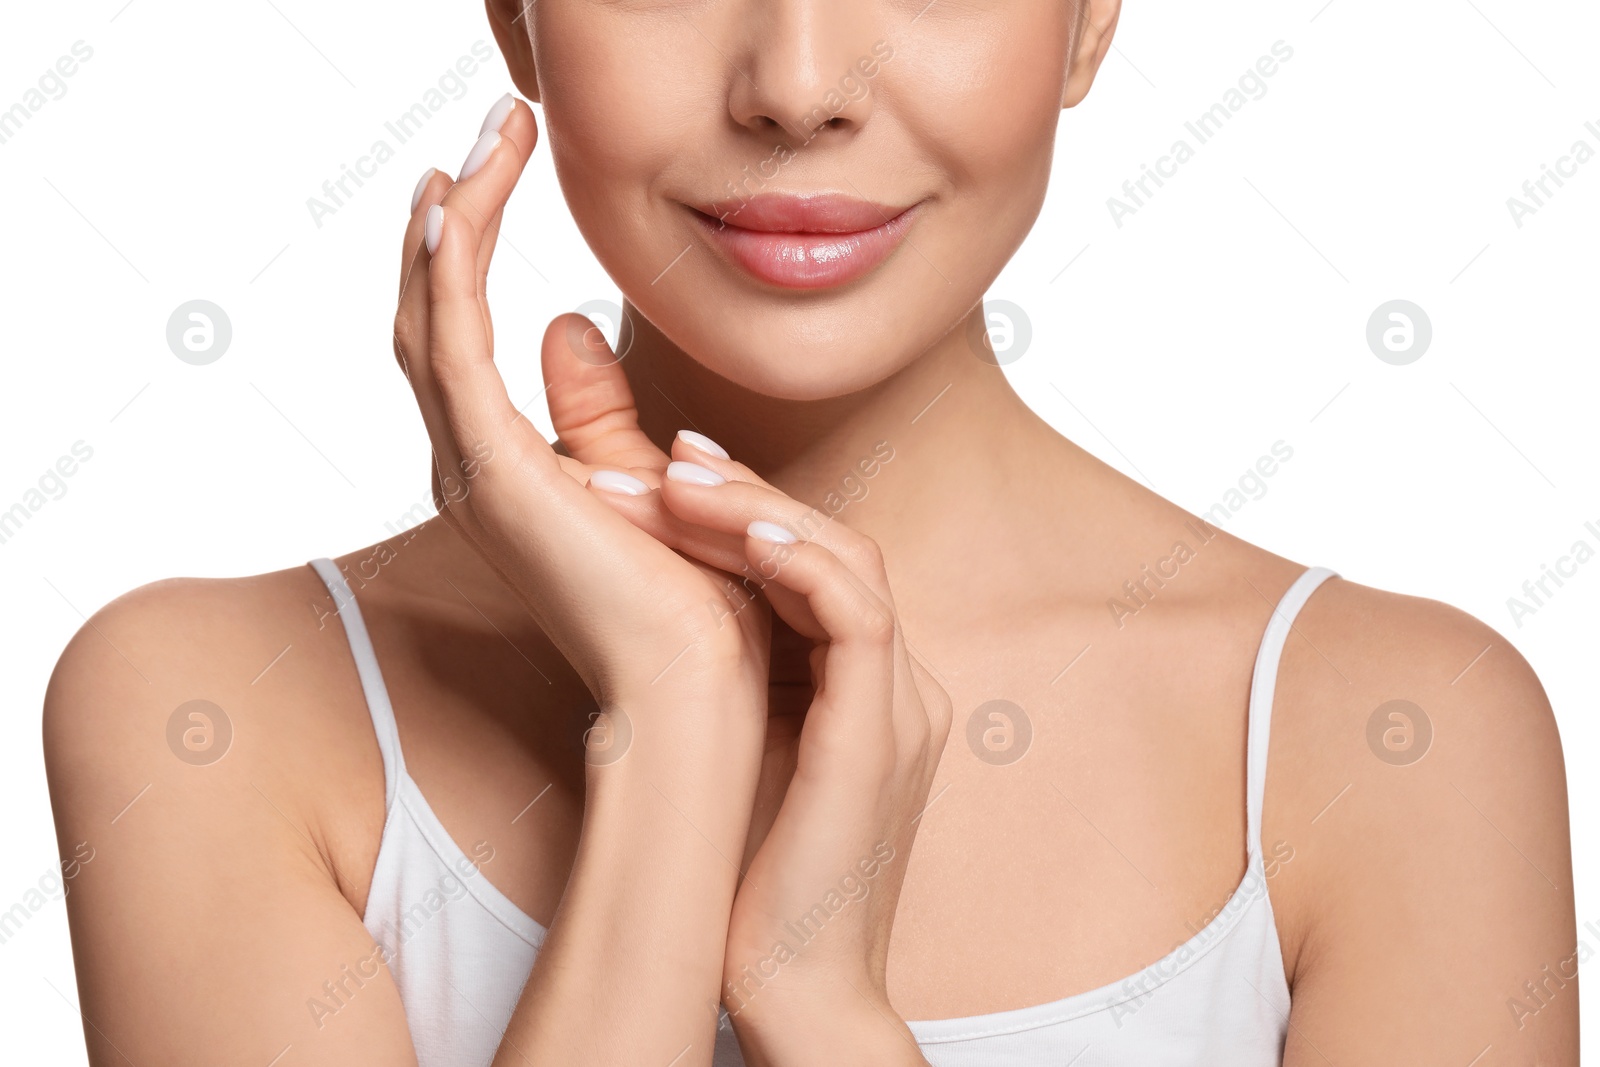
left=694, top=193, right=913, bottom=234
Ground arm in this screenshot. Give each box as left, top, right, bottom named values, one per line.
left=46, top=92, right=774, bottom=1067
left=585, top=435, right=954, bottom=1066
left=404, top=97, right=771, bottom=1065
left=1269, top=588, right=1577, bottom=1064
left=44, top=583, right=422, bottom=1067
left=491, top=676, right=764, bottom=1065
left=43, top=585, right=762, bottom=1067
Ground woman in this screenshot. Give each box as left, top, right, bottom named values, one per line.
left=43, top=1, right=1578, bottom=1064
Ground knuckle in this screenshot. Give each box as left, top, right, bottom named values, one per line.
left=837, top=532, right=886, bottom=575
left=393, top=309, right=424, bottom=356
left=652, top=596, right=747, bottom=668
left=845, top=593, right=896, bottom=646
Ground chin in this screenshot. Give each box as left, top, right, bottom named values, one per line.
left=563, top=181, right=1017, bottom=402
left=604, top=236, right=977, bottom=403
left=638, top=285, right=962, bottom=402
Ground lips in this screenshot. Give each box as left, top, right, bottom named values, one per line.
left=688, top=193, right=919, bottom=290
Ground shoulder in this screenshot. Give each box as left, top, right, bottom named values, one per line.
left=42, top=562, right=386, bottom=904
left=40, top=564, right=420, bottom=1064
left=1261, top=575, right=1576, bottom=1056
left=1268, top=575, right=1562, bottom=796
left=44, top=563, right=358, bottom=761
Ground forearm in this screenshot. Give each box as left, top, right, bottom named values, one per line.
left=732, top=994, right=932, bottom=1067
left=492, top=686, right=764, bottom=1067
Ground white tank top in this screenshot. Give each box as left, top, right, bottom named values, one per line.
left=309, top=557, right=1336, bottom=1067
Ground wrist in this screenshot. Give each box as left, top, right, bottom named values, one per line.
left=592, top=616, right=757, bottom=709
left=583, top=671, right=765, bottom=776
left=729, top=988, right=923, bottom=1067
left=577, top=680, right=766, bottom=856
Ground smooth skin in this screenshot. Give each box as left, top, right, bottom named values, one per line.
left=44, top=1, right=1576, bottom=1065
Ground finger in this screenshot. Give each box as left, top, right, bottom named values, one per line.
left=478, top=203, right=505, bottom=284
left=543, top=313, right=667, bottom=471
left=395, top=95, right=533, bottom=463
left=448, top=98, right=533, bottom=351
left=399, top=168, right=451, bottom=304
left=395, top=167, right=450, bottom=382
left=742, top=527, right=896, bottom=768
left=658, top=468, right=893, bottom=605
left=476, top=203, right=507, bottom=351
left=394, top=172, right=466, bottom=488
left=668, top=430, right=777, bottom=491
left=424, top=203, right=529, bottom=468
left=440, top=95, right=537, bottom=246
left=585, top=467, right=749, bottom=571
left=584, top=466, right=831, bottom=643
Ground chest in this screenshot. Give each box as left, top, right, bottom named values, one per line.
left=330, top=604, right=1280, bottom=1022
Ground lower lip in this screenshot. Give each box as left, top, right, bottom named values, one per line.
left=690, top=205, right=919, bottom=290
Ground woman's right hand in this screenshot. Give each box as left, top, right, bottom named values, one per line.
left=393, top=94, right=771, bottom=1065
left=392, top=94, right=764, bottom=717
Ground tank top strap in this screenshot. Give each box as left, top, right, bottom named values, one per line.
left=1245, top=565, right=1339, bottom=860
left=309, top=558, right=405, bottom=811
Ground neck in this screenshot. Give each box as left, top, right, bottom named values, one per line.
left=420, top=300, right=1145, bottom=631
left=619, top=300, right=1083, bottom=579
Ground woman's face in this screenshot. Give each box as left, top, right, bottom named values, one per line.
left=510, top=1, right=1101, bottom=401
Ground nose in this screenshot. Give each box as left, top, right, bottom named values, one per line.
left=725, top=2, right=881, bottom=144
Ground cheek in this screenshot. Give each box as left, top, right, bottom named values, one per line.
left=890, top=14, right=1070, bottom=221
left=535, top=16, right=698, bottom=230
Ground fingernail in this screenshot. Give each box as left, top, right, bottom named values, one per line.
left=676, top=429, right=729, bottom=460
left=425, top=205, right=444, bottom=255
left=480, top=93, right=516, bottom=136
left=665, top=461, right=726, bottom=487
left=748, top=521, right=797, bottom=545
left=589, top=470, right=650, bottom=496
left=458, top=130, right=501, bottom=181
left=411, top=167, right=437, bottom=213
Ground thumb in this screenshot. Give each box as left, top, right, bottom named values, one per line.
left=541, top=311, right=665, bottom=470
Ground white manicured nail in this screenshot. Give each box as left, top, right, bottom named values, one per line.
left=425, top=205, right=444, bottom=255
left=677, top=429, right=729, bottom=460
left=411, top=168, right=436, bottom=213
left=748, top=521, right=797, bottom=545
left=459, top=130, right=501, bottom=181
left=589, top=470, right=650, bottom=496
left=480, top=93, right=516, bottom=136
left=666, top=461, right=726, bottom=487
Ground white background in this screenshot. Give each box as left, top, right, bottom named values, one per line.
left=1, top=0, right=1595, bottom=1058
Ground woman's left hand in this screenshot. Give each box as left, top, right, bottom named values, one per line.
left=587, top=434, right=952, bottom=1064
